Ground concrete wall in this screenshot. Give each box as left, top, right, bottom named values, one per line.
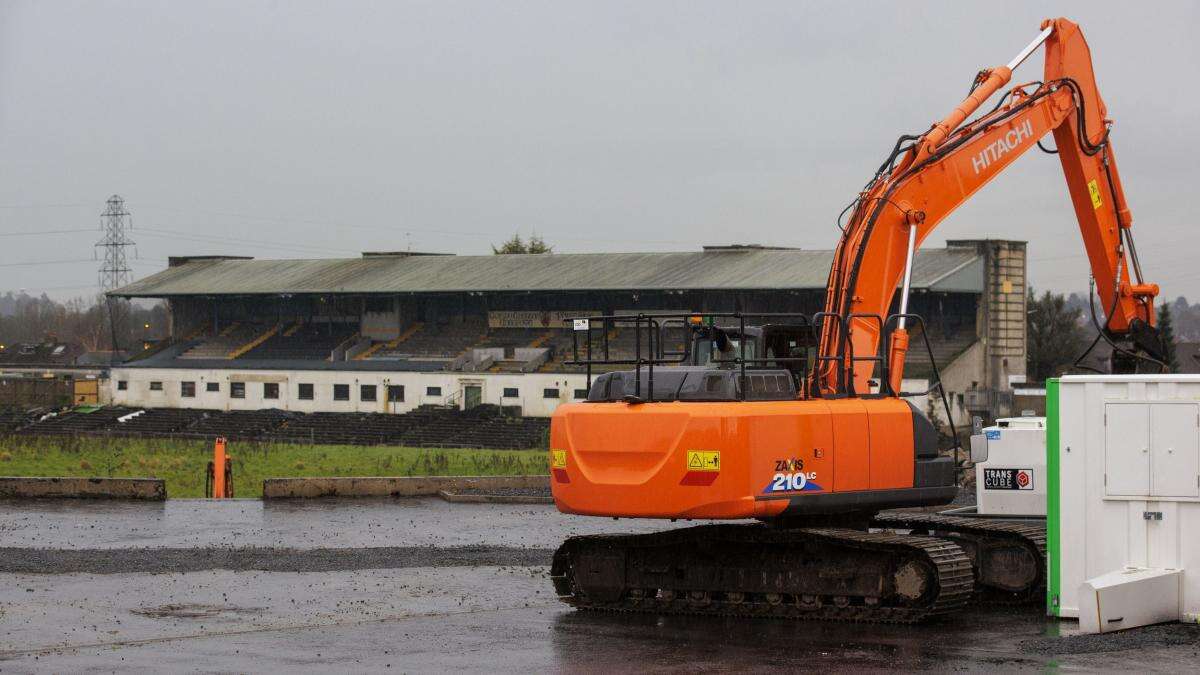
left=108, top=366, right=588, bottom=417
left=947, top=239, right=1027, bottom=391
left=936, top=340, right=987, bottom=425
left=361, top=307, right=401, bottom=340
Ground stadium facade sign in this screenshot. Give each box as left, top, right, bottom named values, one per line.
left=487, top=311, right=597, bottom=329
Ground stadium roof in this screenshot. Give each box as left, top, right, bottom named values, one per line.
left=109, top=246, right=984, bottom=298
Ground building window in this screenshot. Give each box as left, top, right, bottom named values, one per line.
left=231, top=382, right=246, bottom=399
left=573, top=388, right=589, bottom=399
left=426, top=386, right=442, bottom=397
left=503, top=387, right=519, bottom=398
left=334, top=384, right=350, bottom=401
left=361, top=384, right=377, bottom=401
left=181, top=381, right=195, bottom=398
left=117, top=380, right=128, bottom=391
left=298, top=383, right=314, bottom=400
left=206, top=382, right=220, bottom=392
left=386, top=385, right=404, bottom=402
left=264, top=382, right=279, bottom=400
left=149, top=381, right=163, bottom=391
left=543, top=388, right=560, bottom=399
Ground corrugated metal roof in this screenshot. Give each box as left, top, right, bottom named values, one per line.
left=109, top=247, right=982, bottom=297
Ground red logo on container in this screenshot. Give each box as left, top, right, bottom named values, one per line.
left=1016, top=471, right=1030, bottom=488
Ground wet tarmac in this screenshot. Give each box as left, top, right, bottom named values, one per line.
left=1, top=498, right=1198, bottom=672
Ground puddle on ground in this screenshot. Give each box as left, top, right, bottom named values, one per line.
left=132, top=603, right=266, bottom=620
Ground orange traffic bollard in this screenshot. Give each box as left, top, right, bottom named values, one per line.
left=206, top=437, right=234, bottom=499
left=213, top=437, right=227, bottom=498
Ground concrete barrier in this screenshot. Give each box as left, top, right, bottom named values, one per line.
left=0, top=476, right=166, bottom=500
left=262, top=474, right=549, bottom=499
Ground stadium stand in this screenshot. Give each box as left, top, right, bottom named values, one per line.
left=240, top=322, right=358, bottom=361
left=108, top=242, right=1025, bottom=423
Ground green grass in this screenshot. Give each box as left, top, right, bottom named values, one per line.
left=0, top=435, right=548, bottom=498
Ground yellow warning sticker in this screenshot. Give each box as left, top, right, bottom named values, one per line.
left=551, top=449, right=567, bottom=469
left=686, top=450, right=721, bottom=472
left=1087, top=179, right=1103, bottom=209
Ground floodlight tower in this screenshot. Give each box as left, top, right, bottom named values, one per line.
left=96, top=194, right=135, bottom=292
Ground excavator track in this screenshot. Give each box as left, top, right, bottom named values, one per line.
left=871, top=512, right=1047, bottom=604
left=550, top=524, right=974, bottom=624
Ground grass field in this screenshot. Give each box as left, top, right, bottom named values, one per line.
left=0, top=435, right=549, bottom=498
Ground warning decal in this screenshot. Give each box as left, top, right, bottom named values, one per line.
left=1087, top=179, right=1103, bottom=209
left=550, top=449, right=567, bottom=469
left=686, top=450, right=720, bottom=472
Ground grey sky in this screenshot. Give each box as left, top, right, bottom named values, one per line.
left=2, top=1, right=1198, bottom=300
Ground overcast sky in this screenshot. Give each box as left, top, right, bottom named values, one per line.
left=2, top=1, right=1198, bottom=301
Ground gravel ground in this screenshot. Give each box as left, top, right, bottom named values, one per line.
left=1022, top=621, right=1200, bottom=655
left=0, top=545, right=553, bottom=575
left=949, top=485, right=978, bottom=507
left=451, top=486, right=553, bottom=498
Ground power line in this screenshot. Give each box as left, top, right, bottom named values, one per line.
left=0, top=258, right=95, bottom=268
left=0, top=228, right=95, bottom=237
left=137, top=228, right=358, bottom=256
left=0, top=203, right=92, bottom=209
left=136, top=203, right=699, bottom=247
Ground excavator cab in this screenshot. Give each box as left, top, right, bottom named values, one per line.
left=688, top=322, right=816, bottom=380
left=574, top=314, right=818, bottom=404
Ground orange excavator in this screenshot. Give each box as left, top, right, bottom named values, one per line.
left=548, top=18, right=1165, bottom=622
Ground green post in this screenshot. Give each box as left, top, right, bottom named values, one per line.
left=1045, top=378, right=1061, bottom=616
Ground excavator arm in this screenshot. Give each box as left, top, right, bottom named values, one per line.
left=819, top=18, right=1163, bottom=396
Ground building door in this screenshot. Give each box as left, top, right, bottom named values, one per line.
left=464, top=385, right=482, bottom=410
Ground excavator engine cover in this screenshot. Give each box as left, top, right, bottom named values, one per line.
left=550, top=392, right=955, bottom=521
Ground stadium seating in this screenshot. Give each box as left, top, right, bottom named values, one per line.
left=18, top=406, right=135, bottom=435
left=378, top=317, right=485, bottom=360
left=16, top=404, right=549, bottom=449
left=108, top=408, right=209, bottom=436
left=902, top=324, right=978, bottom=378
left=182, top=409, right=297, bottom=440
left=0, top=406, right=36, bottom=433
left=178, top=323, right=264, bottom=359
left=356, top=322, right=424, bottom=360
left=240, top=323, right=358, bottom=361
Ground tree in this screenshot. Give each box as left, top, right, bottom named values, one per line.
left=492, top=232, right=553, bottom=254
left=526, top=234, right=552, bottom=254
left=1026, top=288, right=1088, bottom=384
left=1158, top=301, right=1179, bottom=373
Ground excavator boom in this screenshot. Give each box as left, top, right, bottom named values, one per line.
left=821, top=18, right=1161, bottom=395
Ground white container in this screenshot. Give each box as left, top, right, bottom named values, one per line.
left=1050, top=375, right=1200, bottom=627
left=971, top=416, right=1046, bottom=517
